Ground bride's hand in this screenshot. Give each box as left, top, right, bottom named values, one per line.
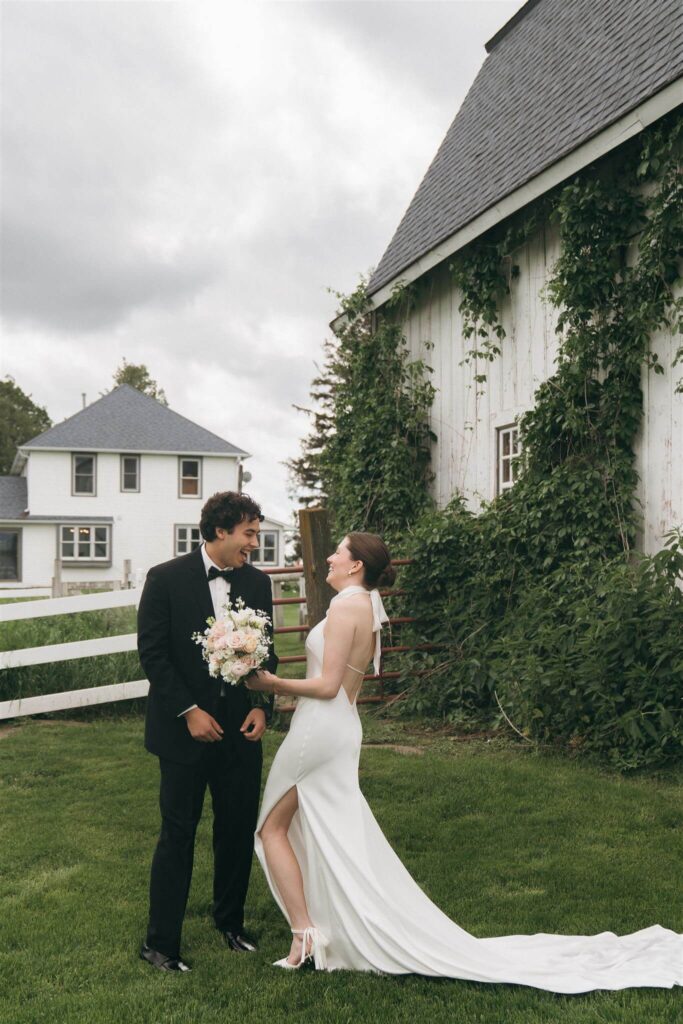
left=246, top=670, right=279, bottom=693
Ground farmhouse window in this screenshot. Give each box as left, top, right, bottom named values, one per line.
left=0, top=529, right=21, bottom=581
left=497, top=425, right=521, bottom=494
left=175, top=525, right=202, bottom=556
left=250, top=530, right=277, bottom=565
left=121, top=455, right=140, bottom=492
left=179, top=458, right=202, bottom=497
left=61, top=524, right=110, bottom=561
left=72, top=454, right=96, bottom=495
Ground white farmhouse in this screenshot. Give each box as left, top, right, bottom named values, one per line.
left=0, top=384, right=287, bottom=587
left=360, top=0, right=682, bottom=554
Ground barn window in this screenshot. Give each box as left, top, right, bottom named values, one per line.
left=497, top=426, right=521, bottom=494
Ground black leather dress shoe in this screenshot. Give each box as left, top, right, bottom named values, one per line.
left=140, top=943, right=192, bottom=972
left=220, top=930, right=258, bottom=952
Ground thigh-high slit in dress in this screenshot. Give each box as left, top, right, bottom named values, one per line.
left=254, top=587, right=683, bottom=992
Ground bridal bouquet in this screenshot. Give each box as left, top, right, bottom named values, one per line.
left=191, top=597, right=272, bottom=686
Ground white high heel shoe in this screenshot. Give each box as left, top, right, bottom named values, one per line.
left=272, top=926, right=329, bottom=970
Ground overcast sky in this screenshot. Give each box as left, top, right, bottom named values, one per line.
left=1, top=0, right=521, bottom=523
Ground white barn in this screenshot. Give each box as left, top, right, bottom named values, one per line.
left=362, top=0, right=682, bottom=554
left=0, top=385, right=287, bottom=587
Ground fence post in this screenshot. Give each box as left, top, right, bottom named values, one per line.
left=272, top=579, right=285, bottom=627
left=299, top=507, right=334, bottom=628
left=51, top=559, right=63, bottom=598
left=122, top=559, right=131, bottom=589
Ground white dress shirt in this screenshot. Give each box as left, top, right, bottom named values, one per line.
left=178, top=544, right=233, bottom=717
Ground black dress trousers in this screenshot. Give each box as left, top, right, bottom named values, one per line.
left=146, top=698, right=263, bottom=958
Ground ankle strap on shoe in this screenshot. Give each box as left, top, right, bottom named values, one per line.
left=289, top=926, right=329, bottom=969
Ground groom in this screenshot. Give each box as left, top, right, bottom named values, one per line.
left=137, top=491, right=277, bottom=972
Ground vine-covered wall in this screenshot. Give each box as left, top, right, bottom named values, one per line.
left=396, top=111, right=683, bottom=770
left=399, top=141, right=682, bottom=555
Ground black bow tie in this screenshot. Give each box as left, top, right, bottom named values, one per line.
left=207, top=566, right=233, bottom=582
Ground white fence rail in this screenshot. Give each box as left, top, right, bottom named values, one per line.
left=0, top=588, right=52, bottom=600
left=0, top=586, right=142, bottom=721
left=0, top=587, right=140, bottom=623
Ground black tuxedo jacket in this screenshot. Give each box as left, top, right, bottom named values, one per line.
left=137, top=546, right=277, bottom=764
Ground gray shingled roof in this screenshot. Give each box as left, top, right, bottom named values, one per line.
left=368, top=0, right=683, bottom=296
left=0, top=477, right=28, bottom=518
left=21, top=385, right=249, bottom=456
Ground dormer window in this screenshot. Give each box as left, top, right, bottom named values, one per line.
left=72, top=454, right=96, bottom=495
left=179, top=457, right=202, bottom=498
left=121, top=455, right=140, bottom=492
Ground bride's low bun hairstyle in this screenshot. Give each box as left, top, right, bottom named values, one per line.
left=346, top=532, right=396, bottom=589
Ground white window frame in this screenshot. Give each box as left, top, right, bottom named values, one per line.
left=178, top=457, right=202, bottom=498
left=0, top=527, right=22, bottom=581
left=250, top=530, right=278, bottom=565
left=120, top=454, right=140, bottom=493
left=497, top=424, right=521, bottom=495
left=72, top=453, right=97, bottom=496
left=60, top=524, right=111, bottom=563
left=174, top=524, right=202, bottom=556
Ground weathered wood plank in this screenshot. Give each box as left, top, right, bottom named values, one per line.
left=298, top=507, right=334, bottom=628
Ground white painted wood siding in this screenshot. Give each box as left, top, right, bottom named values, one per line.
left=402, top=221, right=682, bottom=554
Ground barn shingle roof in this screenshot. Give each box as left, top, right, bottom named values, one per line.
left=21, top=385, right=248, bottom=456
left=368, top=0, right=683, bottom=297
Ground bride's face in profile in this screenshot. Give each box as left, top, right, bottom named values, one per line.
left=326, top=537, right=363, bottom=591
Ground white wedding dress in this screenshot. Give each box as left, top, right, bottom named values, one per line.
left=254, top=587, right=683, bottom=992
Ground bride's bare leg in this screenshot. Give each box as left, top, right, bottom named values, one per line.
left=258, top=787, right=313, bottom=964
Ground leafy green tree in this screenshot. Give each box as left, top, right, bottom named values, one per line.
left=288, top=283, right=435, bottom=550
left=0, top=377, right=52, bottom=474
left=112, top=359, right=168, bottom=404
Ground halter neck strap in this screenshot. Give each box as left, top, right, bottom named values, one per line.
left=330, top=586, right=389, bottom=674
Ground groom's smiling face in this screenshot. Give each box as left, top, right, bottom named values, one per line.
left=210, top=517, right=261, bottom=569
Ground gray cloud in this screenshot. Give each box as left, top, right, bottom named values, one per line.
left=1, top=0, right=521, bottom=519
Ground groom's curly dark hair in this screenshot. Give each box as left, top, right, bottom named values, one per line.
left=200, top=491, right=264, bottom=540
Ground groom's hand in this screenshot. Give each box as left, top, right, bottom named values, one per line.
left=240, top=708, right=266, bottom=742
left=183, top=707, right=224, bottom=742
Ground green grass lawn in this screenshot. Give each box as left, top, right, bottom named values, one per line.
left=0, top=714, right=681, bottom=1024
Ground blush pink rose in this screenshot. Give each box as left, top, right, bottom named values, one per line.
left=227, top=630, right=248, bottom=649
left=242, top=635, right=258, bottom=654
left=230, top=659, right=251, bottom=678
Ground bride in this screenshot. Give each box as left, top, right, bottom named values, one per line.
left=246, top=532, right=682, bottom=992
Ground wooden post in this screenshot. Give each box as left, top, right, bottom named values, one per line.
left=51, top=559, right=63, bottom=598
left=299, top=507, right=334, bottom=628
left=272, top=579, right=285, bottom=628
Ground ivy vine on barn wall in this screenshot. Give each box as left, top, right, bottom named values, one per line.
left=288, top=281, right=436, bottom=549
left=398, top=109, right=683, bottom=770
